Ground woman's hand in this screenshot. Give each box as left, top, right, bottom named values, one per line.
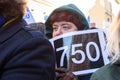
left=56, top=67, right=78, bottom=80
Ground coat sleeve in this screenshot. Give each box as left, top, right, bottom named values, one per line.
left=90, top=72, right=98, bottom=80
left=1, top=37, right=55, bottom=80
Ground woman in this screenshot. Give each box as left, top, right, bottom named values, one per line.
left=90, top=11, right=120, bottom=80
left=45, top=4, right=89, bottom=38
left=45, top=4, right=91, bottom=80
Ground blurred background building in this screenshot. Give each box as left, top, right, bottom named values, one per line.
left=26, top=0, right=120, bottom=29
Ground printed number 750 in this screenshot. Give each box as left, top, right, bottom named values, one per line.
left=56, top=42, right=100, bottom=67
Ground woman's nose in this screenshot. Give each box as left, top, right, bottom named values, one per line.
left=52, top=28, right=63, bottom=37
left=55, top=28, right=63, bottom=36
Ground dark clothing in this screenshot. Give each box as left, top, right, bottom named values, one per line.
left=78, top=74, right=92, bottom=80
left=90, top=63, right=120, bottom=80
left=0, top=18, right=55, bottom=80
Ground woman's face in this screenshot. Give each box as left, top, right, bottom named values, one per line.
left=52, top=21, right=78, bottom=37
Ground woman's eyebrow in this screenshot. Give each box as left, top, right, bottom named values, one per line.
left=61, top=23, right=69, bottom=26
left=52, top=24, right=58, bottom=26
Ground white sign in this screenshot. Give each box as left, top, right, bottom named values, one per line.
left=49, top=29, right=109, bottom=76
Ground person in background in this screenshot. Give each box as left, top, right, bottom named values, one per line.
left=29, top=22, right=45, bottom=34
left=45, top=4, right=90, bottom=80
left=90, top=10, right=120, bottom=80
left=0, top=0, right=55, bottom=80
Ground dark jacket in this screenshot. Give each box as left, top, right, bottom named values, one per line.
left=45, top=4, right=89, bottom=39
left=0, top=18, right=55, bottom=80
left=90, top=63, right=120, bottom=80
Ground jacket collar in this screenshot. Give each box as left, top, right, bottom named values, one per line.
left=0, top=19, right=27, bottom=44
left=0, top=17, right=5, bottom=27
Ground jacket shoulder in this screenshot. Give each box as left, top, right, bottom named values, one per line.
left=21, top=26, right=44, bottom=39
left=90, top=64, right=119, bottom=80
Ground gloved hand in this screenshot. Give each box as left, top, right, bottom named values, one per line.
left=55, top=67, right=78, bottom=80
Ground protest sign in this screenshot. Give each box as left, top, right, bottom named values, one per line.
left=23, top=7, right=35, bottom=24
left=49, top=29, right=109, bottom=75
